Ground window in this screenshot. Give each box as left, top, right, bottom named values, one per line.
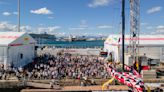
left=20, top=53, right=23, bottom=59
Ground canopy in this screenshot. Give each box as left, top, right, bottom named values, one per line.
left=105, top=34, right=164, bottom=46
left=0, top=32, right=36, bottom=46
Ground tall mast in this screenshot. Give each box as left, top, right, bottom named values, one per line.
left=18, top=0, right=20, bottom=32
left=122, top=0, right=125, bottom=71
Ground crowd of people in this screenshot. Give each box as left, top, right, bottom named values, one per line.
left=24, top=53, right=109, bottom=80
left=0, top=64, right=16, bottom=80
left=0, top=53, right=110, bottom=81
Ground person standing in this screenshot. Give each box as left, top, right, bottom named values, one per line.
left=50, top=79, right=54, bottom=89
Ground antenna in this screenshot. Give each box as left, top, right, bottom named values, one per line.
left=18, top=0, right=20, bottom=32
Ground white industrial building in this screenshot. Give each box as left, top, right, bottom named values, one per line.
left=104, top=35, right=164, bottom=64
left=0, top=32, right=36, bottom=69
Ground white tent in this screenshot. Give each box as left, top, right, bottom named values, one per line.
left=0, top=32, right=36, bottom=69
left=104, top=34, right=164, bottom=63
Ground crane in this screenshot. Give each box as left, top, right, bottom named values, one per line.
left=103, top=0, right=147, bottom=91
left=122, top=0, right=140, bottom=71
left=129, top=0, right=140, bottom=72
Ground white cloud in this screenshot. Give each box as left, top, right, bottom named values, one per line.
left=150, top=25, right=164, bottom=34
left=156, top=25, right=164, bottom=29
left=79, top=20, right=88, bottom=28
left=141, top=23, right=148, bottom=26
left=55, top=32, right=66, bottom=36
left=69, top=20, right=88, bottom=31
left=147, top=6, right=162, bottom=14
left=2, top=12, right=11, bottom=16
left=20, top=26, right=31, bottom=32
left=0, top=21, right=63, bottom=34
left=37, top=26, right=61, bottom=34
left=30, top=7, right=53, bottom=15
left=48, top=16, right=54, bottom=19
left=13, top=12, right=18, bottom=15
left=146, top=26, right=154, bottom=30
left=156, top=25, right=164, bottom=33
left=88, top=0, right=113, bottom=8
left=97, top=25, right=113, bottom=29
left=69, top=27, right=87, bottom=30
left=0, top=22, right=17, bottom=31
left=2, top=11, right=18, bottom=16
left=0, top=21, right=32, bottom=32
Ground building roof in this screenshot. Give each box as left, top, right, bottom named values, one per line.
left=105, top=34, right=164, bottom=45
left=0, top=32, right=36, bottom=46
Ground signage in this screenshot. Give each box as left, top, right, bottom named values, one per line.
left=24, top=37, right=29, bottom=44
left=0, top=36, right=18, bottom=39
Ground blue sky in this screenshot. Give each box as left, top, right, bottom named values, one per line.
left=0, top=0, right=164, bottom=36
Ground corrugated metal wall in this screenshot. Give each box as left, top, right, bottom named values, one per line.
left=0, top=46, right=7, bottom=63
left=139, top=46, right=160, bottom=59
left=8, top=44, right=35, bottom=67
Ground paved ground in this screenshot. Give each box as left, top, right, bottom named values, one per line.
left=21, top=85, right=129, bottom=92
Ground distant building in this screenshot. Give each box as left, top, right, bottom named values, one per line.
left=0, top=32, right=36, bottom=69
left=29, top=33, right=56, bottom=44
left=66, top=35, right=86, bottom=41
